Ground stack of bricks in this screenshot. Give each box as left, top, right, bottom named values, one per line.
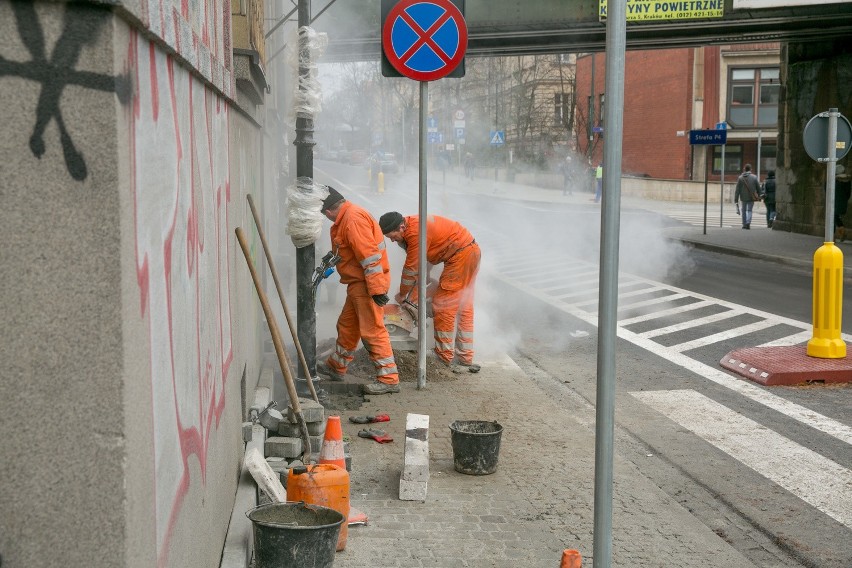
left=261, top=398, right=353, bottom=488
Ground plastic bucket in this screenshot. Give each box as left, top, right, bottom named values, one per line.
left=449, top=420, right=503, bottom=475
left=247, top=502, right=344, bottom=568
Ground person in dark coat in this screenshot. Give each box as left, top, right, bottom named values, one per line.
left=835, top=165, right=851, bottom=242
left=734, top=163, right=761, bottom=229
left=761, top=170, right=777, bottom=228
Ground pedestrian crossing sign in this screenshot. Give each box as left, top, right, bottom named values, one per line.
left=490, top=130, right=504, bottom=146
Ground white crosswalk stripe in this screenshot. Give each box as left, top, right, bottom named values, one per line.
left=632, top=389, right=852, bottom=529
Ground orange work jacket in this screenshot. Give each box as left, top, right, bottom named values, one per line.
left=330, top=201, right=390, bottom=296
left=398, top=215, right=475, bottom=296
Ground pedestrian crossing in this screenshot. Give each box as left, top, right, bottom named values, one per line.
left=489, top=244, right=852, bottom=536
left=644, top=202, right=769, bottom=229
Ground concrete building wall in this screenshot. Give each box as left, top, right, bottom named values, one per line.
left=0, top=1, right=270, bottom=567
left=0, top=4, right=126, bottom=567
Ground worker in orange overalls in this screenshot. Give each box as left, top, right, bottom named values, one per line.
left=379, top=212, right=481, bottom=372
left=318, top=187, right=400, bottom=395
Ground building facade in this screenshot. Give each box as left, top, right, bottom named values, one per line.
left=0, top=0, right=296, bottom=566
left=574, top=41, right=852, bottom=235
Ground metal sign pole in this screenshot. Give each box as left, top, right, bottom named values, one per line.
left=593, top=0, right=626, bottom=566
left=417, top=80, right=428, bottom=389
left=703, top=145, right=709, bottom=235
left=720, top=144, right=725, bottom=227
left=825, top=110, right=838, bottom=242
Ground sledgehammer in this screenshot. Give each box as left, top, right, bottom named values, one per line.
left=236, top=227, right=311, bottom=464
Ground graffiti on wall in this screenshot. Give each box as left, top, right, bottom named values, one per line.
left=0, top=2, right=130, bottom=181
left=127, top=30, right=233, bottom=566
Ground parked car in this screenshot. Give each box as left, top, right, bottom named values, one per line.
left=348, top=150, right=367, bottom=166
left=379, top=153, right=399, bottom=174
left=368, top=152, right=400, bottom=174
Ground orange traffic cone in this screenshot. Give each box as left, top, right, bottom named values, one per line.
left=318, top=415, right=346, bottom=469
left=560, top=549, right=581, bottom=568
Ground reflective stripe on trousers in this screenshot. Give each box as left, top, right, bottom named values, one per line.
left=328, top=281, right=399, bottom=384
left=432, top=244, right=479, bottom=365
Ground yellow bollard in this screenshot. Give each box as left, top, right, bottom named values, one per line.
left=807, top=242, right=846, bottom=358
left=378, top=171, right=385, bottom=193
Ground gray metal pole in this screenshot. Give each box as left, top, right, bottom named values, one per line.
left=594, top=1, right=626, bottom=567
left=417, top=81, right=428, bottom=389
left=825, top=109, right=839, bottom=242
left=720, top=144, right=726, bottom=227
left=703, top=145, right=709, bottom=235
left=294, top=0, right=316, bottom=381
left=756, top=129, right=762, bottom=180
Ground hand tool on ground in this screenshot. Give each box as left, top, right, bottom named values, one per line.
left=247, top=194, right=319, bottom=403
left=357, top=428, right=393, bottom=443
left=236, top=227, right=312, bottom=464
left=311, top=250, right=341, bottom=303
left=348, top=414, right=390, bottom=424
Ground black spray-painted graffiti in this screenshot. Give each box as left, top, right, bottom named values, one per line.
left=0, top=2, right=130, bottom=181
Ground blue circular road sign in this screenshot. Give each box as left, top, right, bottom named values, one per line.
left=382, top=0, right=468, bottom=81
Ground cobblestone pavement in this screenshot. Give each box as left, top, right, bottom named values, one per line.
left=331, top=354, right=755, bottom=568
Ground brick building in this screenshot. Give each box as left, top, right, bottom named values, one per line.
left=575, top=45, right=780, bottom=184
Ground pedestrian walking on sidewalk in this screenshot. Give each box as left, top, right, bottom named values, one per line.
left=379, top=212, right=482, bottom=373
left=593, top=163, right=603, bottom=203
left=734, top=163, right=761, bottom=229
left=835, top=165, right=851, bottom=242
left=463, top=152, right=475, bottom=180
left=318, top=187, right=400, bottom=395
left=560, top=155, right=574, bottom=196
left=761, top=170, right=777, bottom=228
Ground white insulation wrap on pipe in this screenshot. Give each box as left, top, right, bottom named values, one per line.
left=289, top=26, right=328, bottom=120
left=286, top=178, right=328, bottom=248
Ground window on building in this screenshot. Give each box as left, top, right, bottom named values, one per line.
left=712, top=144, right=743, bottom=176
left=728, top=67, right=779, bottom=128
left=555, top=93, right=571, bottom=124
left=599, top=93, right=605, bottom=128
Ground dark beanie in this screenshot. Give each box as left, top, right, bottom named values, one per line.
left=321, top=186, right=345, bottom=211
left=379, top=211, right=404, bottom=234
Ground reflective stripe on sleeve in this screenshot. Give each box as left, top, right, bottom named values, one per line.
left=361, top=253, right=381, bottom=267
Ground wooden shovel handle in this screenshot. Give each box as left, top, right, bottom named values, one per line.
left=236, top=227, right=311, bottom=464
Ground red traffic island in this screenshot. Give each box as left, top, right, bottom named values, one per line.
left=720, top=345, right=852, bottom=386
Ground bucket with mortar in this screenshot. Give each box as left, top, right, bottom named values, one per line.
left=449, top=420, right=503, bottom=475
left=247, top=501, right=344, bottom=568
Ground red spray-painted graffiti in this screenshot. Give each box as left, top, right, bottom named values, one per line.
left=128, top=29, right=232, bottom=566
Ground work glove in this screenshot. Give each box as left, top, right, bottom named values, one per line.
left=372, top=294, right=389, bottom=306
left=349, top=414, right=390, bottom=424
left=357, top=428, right=393, bottom=443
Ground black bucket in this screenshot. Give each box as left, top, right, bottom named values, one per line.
left=449, top=420, right=503, bottom=475
left=247, top=502, right=345, bottom=568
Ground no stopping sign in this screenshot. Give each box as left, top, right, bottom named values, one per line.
left=382, top=0, right=468, bottom=81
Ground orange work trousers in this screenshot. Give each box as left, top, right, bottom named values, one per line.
left=327, top=281, right=399, bottom=385
left=432, top=243, right=480, bottom=365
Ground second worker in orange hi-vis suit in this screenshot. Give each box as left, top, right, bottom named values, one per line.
left=318, top=187, right=400, bottom=395
left=379, top=212, right=481, bottom=372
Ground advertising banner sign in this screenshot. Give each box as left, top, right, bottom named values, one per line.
left=599, top=0, right=724, bottom=21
